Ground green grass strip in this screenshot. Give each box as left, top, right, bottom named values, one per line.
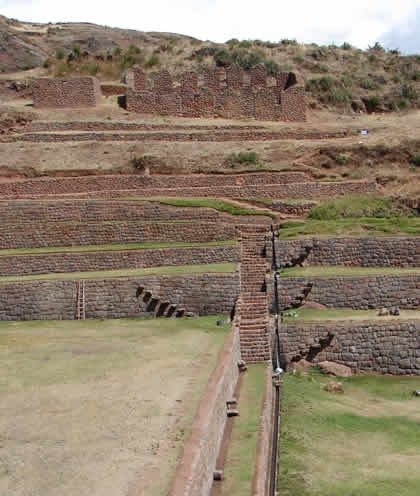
left=284, top=308, right=420, bottom=322
left=278, top=217, right=420, bottom=239
left=279, top=266, right=420, bottom=277
left=0, top=240, right=237, bottom=257
left=121, top=197, right=276, bottom=219
left=219, top=364, right=266, bottom=496
left=0, top=263, right=237, bottom=283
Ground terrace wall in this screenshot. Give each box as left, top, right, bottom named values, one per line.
left=0, top=222, right=237, bottom=249
left=272, top=237, right=420, bottom=267
left=0, top=245, right=240, bottom=277
left=281, top=322, right=420, bottom=375
left=126, top=65, right=305, bottom=121
left=32, top=77, right=101, bottom=108
left=0, top=172, right=311, bottom=198
left=170, top=325, right=241, bottom=496
left=0, top=273, right=239, bottom=321
left=271, top=275, right=420, bottom=310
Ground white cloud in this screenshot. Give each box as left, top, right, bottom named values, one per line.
left=1, top=0, right=420, bottom=50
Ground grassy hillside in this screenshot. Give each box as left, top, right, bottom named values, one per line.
left=2, top=16, right=420, bottom=115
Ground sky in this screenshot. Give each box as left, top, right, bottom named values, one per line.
left=1, top=0, right=419, bottom=54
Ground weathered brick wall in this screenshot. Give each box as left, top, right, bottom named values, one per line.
left=0, top=245, right=240, bottom=276
left=0, top=172, right=311, bottom=198
left=126, top=65, right=305, bottom=121
left=32, top=77, right=101, bottom=108
left=271, top=237, right=420, bottom=267
left=270, top=275, right=420, bottom=310
left=281, top=322, right=420, bottom=375
left=170, top=325, right=241, bottom=496
left=0, top=222, right=237, bottom=249
left=0, top=273, right=239, bottom=321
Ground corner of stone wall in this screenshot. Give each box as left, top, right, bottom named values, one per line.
left=169, top=324, right=241, bottom=496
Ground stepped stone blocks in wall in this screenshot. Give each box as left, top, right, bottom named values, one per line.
left=270, top=237, right=420, bottom=268
left=238, top=225, right=271, bottom=363
left=270, top=275, right=420, bottom=310
left=126, top=64, right=305, bottom=121
left=0, top=274, right=239, bottom=321
left=32, top=77, right=101, bottom=108
left=281, top=322, right=420, bottom=375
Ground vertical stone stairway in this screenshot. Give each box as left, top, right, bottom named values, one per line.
left=238, top=225, right=271, bottom=363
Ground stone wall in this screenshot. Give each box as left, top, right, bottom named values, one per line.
left=252, top=363, right=274, bottom=496
left=0, top=222, right=237, bottom=249
left=0, top=245, right=240, bottom=276
left=126, top=65, right=305, bottom=121
left=281, top=321, right=420, bottom=375
left=170, top=325, right=241, bottom=496
left=32, top=77, right=101, bottom=108
left=0, top=172, right=311, bottom=198
left=272, top=237, right=420, bottom=267
left=271, top=275, right=420, bottom=310
left=271, top=200, right=316, bottom=216
left=0, top=273, right=239, bottom=321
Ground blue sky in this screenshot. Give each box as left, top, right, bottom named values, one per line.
left=1, top=0, right=419, bottom=53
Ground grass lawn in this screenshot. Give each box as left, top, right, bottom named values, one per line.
left=121, top=197, right=276, bottom=219
left=0, top=262, right=237, bottom=283
left=279, top=266, right=420, bottom=277
left=0, top=240, right=237, bottom=257
left=217, top=364, right=266, bottom=496
left=283, top=308, right=420, bottom=322
left=278, top=217, right=420, bottom=239
left=278, top=371, right=420, bottom=496
left=0, top=316, right=230, bottom=496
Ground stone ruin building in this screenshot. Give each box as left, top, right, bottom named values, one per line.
left=126, top=65, right=306, bottom=121
left=32, top=76, right=102, bottom=108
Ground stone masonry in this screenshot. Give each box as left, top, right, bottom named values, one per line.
left=32, top=77, right=101, bottom=108
left=126, top=65, right=305, bottom=121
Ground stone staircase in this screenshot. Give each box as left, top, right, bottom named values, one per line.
left=237, top=225, right=271, bottom=363
left=136, top=286, right=186, bottom=318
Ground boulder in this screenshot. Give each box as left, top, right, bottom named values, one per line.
left=323, top=381, right=344, bottom=393
left=293, top=359, right=312, bottom=372
left=319, top=361, right=352, bottom=377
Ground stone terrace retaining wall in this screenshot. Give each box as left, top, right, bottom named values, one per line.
left=272, top=237, right=420, bottom=267
left=32, top=77, right=101, bottom=108
left=0, top=172, right=311, bottom=198
left=281, top=322, right=420, bottom=375
left=4, top=181, right=378, bottom=201
left=170, top=325, right=241, bottom=496
left=252, top=363, right=274, bottom=496
left=0, top=200, right=221, bottom=224
left=4, top=129, right=352, bottom=144
left=0, top=222, right=237, bottom=249
left=271, top=275, right=420, bottom=310
left=0, top=273, right=239, bottom=321
left=0, top=245, right=240, bottom=277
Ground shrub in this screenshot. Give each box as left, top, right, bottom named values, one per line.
left=128, top=44, right=141, bottom=55
left=368, top=42, right=384, bottom=52
left=280, top=38, right=298, bottom=45
left=367, top=54, right=377, bottom=63
left=293, top=56, right=304, bottom=65
left=401, top=83, right=417, bottom=100
left=409, top=153, right=420, bottom=166
left=72, top=45, right=81, bottom=57
left=132, top=155, right=156, bottom=170
left=86, top=63, right=100, bottom=75
left=364, top=95, right=381, bottom=112
left=341, top=75, right=354, bottom=87
left=145, top=55, right=160, bottom=67
left=113, top=46, right=122, bottom=57
left=320, top=87, right=350, bottom=106
left=397, top=98, right=409, bottom=109
left=43, top=58, right=52, bottom=69
left=335, top=155, right=349, bottom=165
left=341, top=42, right=352, bottom=50
left=55, top=48, right=65, bottom=60
left=54, top=62, right=68, bottom=77
left=360, top=79, right=377, bottom=89
left=312, top=63, right=329, bottom=73
left=224, top=151, right=258, bottom=167
left=214, top=48, right=232, bottom=67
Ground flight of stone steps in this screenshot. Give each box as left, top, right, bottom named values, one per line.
left=237, top=225, right=271, bottom=363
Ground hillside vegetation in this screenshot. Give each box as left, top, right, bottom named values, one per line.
left=2, top=16, right=420, bottom=115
